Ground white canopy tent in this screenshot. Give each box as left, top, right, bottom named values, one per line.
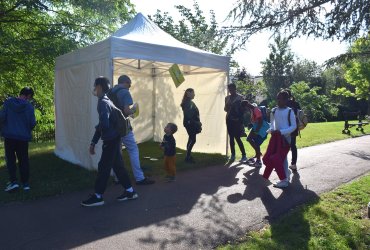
left=54, top=13, right=230, bottom=169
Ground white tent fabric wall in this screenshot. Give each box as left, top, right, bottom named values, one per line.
left=54, top=13, right=230, bottom=170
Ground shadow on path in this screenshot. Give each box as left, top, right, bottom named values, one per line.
left=227, top=168, right=319, bottom=249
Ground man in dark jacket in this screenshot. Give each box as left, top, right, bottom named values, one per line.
left=81, top=76, right=138, bottom=207
left=0, top=87, right=36, bottom=192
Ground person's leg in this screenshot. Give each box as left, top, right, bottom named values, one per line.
left=121, top=131, right=145, bottom=182
left=15, top=140, right=30, bottom=185
left=186, top=129, right=196, bottom=159
left=235, top=136, right=246, bottom=156
left=4, top=138, right=17, bottom=183
left=112, top=138, right=132, bottom=190
left=94, top=139, right=117, bottom=195
left=283, top=157, right=290, bottom=182
left=247, top=133, right=258, bottom=158
left=290, top=135, right=297, bottom=165
left=167, top=156, right=176, bottom=181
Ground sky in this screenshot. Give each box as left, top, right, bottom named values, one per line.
left=130, top=0, right=349, bottom=76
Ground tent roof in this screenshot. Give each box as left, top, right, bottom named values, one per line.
left=56, top=13, right=230, bottom=71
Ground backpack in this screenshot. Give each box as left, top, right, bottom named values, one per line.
left=258, top=106, right=268, bottom=122
left=297, top=109, right=308, bottom=130
left=111, top=105, right=130, bottom=137
left=107, top=87, right=131, bottom=137
left=107, top=87, right=122, bottom=108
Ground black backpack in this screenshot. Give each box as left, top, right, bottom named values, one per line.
left=107, top=87, right=131, bottom=137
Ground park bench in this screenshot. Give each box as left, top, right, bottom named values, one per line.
left=342, top=111, right=369, bottom=135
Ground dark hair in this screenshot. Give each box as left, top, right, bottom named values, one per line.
left=94, top=76, right=110, bottom=93
left=118, top=75, right=131, bottom=84
left=227, top=84, right=236, bottom=90
left=181, top=88, right=194, bottom=108
left=277, top=89, right=289, bottom=100
left=167, top=123, right=178, bottom=134
left=19, top=87, right=34, bottom=98
left=285, top=88, right=296, bottom=101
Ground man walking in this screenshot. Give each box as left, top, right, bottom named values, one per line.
left=110, top=75, right=154, bottom=185
left=0, top=87, right=36, bottom=192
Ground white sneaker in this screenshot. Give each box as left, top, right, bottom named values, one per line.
left=289, top=164, right=297, bottom=171
left=273, top=180, right=289, bottom=188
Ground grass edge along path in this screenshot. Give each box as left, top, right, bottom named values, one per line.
left=218, top=174, right=370, bottom=250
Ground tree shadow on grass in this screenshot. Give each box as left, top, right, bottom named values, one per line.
left=227, top=168, right=320, bottom=249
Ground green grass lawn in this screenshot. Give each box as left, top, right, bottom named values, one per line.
left=0, top=121, right=368, bottom=203
left=0, top=140, right=225, bottom=204
left=218, top=174, right=370, bottom=250
left=235, top=121, right=370, bottom=158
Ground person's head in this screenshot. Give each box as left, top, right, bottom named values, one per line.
left=285, top=88, right=295, bottom=101
left=93, top=76, right=110, bottom=97
left=241, top=100, right=255, bottom=110
left=227, top=84, right=237, bottom=95
left=277, top=90, right=290, bottom=108
left=181, top=88, right=195, bottom=106
left=118, top=75, right=132, bottom=89
left=19, top=87, right=34, bottom=101
left=164, top=123, right=178, bottom=135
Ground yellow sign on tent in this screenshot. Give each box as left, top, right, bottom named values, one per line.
left=169, top=64, right=185, bottom=87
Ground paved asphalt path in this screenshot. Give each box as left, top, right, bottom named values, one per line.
left=0, top=136, right=369, bottom=250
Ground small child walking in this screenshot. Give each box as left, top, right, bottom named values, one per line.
left=160, top=123, right=178, bottom=182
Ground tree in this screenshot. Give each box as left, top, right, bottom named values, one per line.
left=232, top=68, right=267, bottom=103
left=0, top=0, right=135, bottom=140
left=332, top=35, right=370, bottom=114
left=261, top=35, right=294, bottom=100
left=291, top=81, right=338, bottom=122
left=227, top=0, right=369, bottom=46
left=292, top=58, right=325, bottom=93
left=149, top=1, right=231, bottom=55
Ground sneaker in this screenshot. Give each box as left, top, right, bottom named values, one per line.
left=239, top=156, right=248, bottom=162
left=246, top=158, right=255, bottom=165
left=185, top=156, right=195, bottom=164
left=81, top=194, right=104, bottom=207
left=273, top=180, right=289, bottom=188
left=228, top=155, right=236, bottom=162
left=165, top=176, right=176, bottom=182
left=117, top=191, right=138, bottom=201
left=4, top=182, right=19, bottom=192
left=289, top=164, right=297, bottom=171
left=23, top=183, right=30, bottom=191
left=252, top=160, right=262, bottom=168
left=136, top=178, right=155, bottom=185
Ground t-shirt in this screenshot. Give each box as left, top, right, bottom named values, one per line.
left=251, top=107, right=262, bottom=123
left=115, top=87, right=133, bottom=110
left=161, top=134, right=176, bottom=156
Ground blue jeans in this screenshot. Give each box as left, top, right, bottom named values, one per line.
left=121, top=131, right=145, bottom=182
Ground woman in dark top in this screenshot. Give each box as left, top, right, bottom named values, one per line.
left=286, top=89, right=301, bottom=171
left=181, top=88, right=201, bottom=163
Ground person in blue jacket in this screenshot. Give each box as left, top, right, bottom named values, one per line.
left=0, top=87, right=36, bottom=192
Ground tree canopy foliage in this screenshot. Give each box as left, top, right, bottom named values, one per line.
left=261, top=35, right=294, bottom=99
left=0, top=0, right=135, bottom=140
left=332, top=35, right=370, bottom=114
left=226, top=0, right=369, bottom=46
left=149, top=1, right=231, bottom=55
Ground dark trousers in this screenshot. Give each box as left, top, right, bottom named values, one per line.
left=4, top=138, right=30, bottom=184
left=185, top=127, right=197, bottom=158
left=226, top=119, right=246, bottom=156
left=94, top=137, right=132, bottom=195
left=290, top=135, right=297, bottom=165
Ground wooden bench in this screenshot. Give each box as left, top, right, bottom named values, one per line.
left=342, top=111, right=369, bottom=135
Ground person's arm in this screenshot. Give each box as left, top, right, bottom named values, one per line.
left=224, top=96, right=230, bottom=112
left=99, top=101, right=110, bottom=130
left=268, top=109, right=275, bottom=133
left=0, top=102, right=7, bottom=123
left=29, top=105, right=36, bottom=129
left=280, top=109, right=297, bottom=135
left=117, top=90, right=136, bottom=116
